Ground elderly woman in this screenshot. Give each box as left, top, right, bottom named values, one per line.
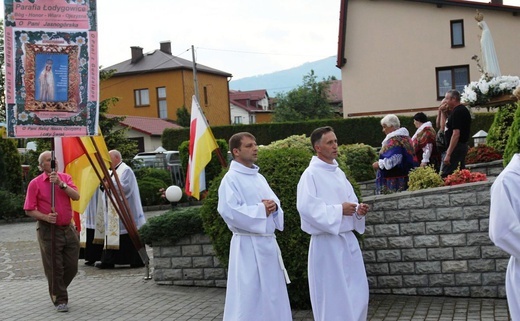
left=412, top=112, right=440, bottom=170
left=372, top=114, right=417, bottom=194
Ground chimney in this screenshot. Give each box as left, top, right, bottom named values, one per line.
left=130, top=46, right=143, bottom=63
left=491, top=0, right=503, bottom=5
left=160, top=41, right=172, bottom=55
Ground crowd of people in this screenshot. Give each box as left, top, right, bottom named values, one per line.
left=23, top=91, right=478, bottom=317
left=373, top=89, right=472, bottom=194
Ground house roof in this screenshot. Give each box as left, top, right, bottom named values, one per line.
left=230, top=89, right=269, bottom=101
left=103, top=49, right=232, bottom=78
left=325, top=80, right=343, bottom=104
left=106, top=114, right=182, bottom=136
left=229, top=89, right=269, bottom=113
left=336, top=0, right=520, bottom=69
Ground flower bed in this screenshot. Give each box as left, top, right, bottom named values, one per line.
left=443, top=169, right=487, bottom=186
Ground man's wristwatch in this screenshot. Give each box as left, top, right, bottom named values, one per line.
left=59, top=182, right=68, bottom=190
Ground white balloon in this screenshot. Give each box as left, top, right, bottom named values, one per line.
left=165, top=185, right=182, bottom=202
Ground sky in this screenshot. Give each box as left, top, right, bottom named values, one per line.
left=2, top=0, right=520, bottom=80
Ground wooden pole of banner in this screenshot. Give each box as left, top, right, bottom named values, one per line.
left=88, top=138, right=151, bottom=279
left=50, top=140, right=57, bottom=303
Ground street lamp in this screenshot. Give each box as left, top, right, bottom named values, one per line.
left=165, top=185, right=183, bottom=208
left=472, top=130, right=488, bottom=147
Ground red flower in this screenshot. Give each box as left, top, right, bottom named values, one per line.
left=444, top=169, right=487, bottom=186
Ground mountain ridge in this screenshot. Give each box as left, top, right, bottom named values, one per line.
left=229, top=56, right=341, bottom=96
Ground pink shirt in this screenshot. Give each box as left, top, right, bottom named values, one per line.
left=24, top=172, right=78, bottom=226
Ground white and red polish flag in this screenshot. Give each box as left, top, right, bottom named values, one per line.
left=185, top=96, right=218, bottom=200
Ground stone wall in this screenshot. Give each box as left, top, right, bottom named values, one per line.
left=152, top=165, right=510, bottom=298
left=153, top=233, right=227, bottom=287
left=362, top=178, right=510, bottom=298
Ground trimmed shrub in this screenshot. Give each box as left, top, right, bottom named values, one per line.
left=261, top=134, right=313, bottom=153
left=338, top=143, right=377, bottom=182
left=0, top=138, right=23, bottom=194
left=137, top=177, right=168, bottom=206
left=503, top=102, right=520, bottom=166
left=135, top=167, right=172, bottom=186
left=0, top=190, right=26, bottom=221
left=201, top=143, right=363, bottom=309
left=408, top=166, right=444, bottom=191
left=140, top=207, right=203, bottom=245
left=163, top=114, right=496, bottom=151
left=486, top=104, right=517, bottom=154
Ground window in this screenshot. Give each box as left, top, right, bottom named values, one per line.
left=134, top=89, right=149, bottom=106
left=157, top=87, right=167, bottom=119
left=436, top=65, right=470, bottom=99
left=249, top=114, right=255, bottom=124
left=233, top=116, right=242, bottom=124
left=450, top=20, right=464, bottom=48
left=203, top=86, right=209, bottom=106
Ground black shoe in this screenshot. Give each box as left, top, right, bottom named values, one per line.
left=95, top=263, right=115, bottom=269
left=84, top=261, right=96, bottom=266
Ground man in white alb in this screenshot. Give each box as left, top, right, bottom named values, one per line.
left=297, top=126, right=370, bottom=321
left=217, top=132, right=291, bottom=321
left=489, top=153, right=520, bottom=320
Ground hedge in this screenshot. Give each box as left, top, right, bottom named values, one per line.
left=162, top=113, right=496, bottom=151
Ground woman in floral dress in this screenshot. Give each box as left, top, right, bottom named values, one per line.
left=372, top=114, right=418, bottom=194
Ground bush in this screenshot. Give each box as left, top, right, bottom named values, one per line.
left=0, top=138, right=23, bottom=194
left=135, top=167, right=172, bottom=186
left=140, top=207, right=203, bottom=245
left=178, top=138, right=228, bottom=195
left=486, top=104, right=517, bottom=154
left=407, top=166, right=444, bottom=191
left=337, top=143, right=377, bottom=182
left=260, top=134, right=313, bottom=153
left=201, top=147, right=313, bottom=309
left=0, top=190, right=26, bottom=221
left=201, top=141, right=363, bottom=309
left=503, top=102, right=520, bottom=166
left=465, top=144, right=502, bottom=164
left=443, top=169, right=487, bottom=186
left=137, top=177, right=168, bottom=206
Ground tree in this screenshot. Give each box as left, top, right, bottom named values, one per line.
left=0, top=138, right=23, bottom=194
left=99, top=69, right=138, bottom=162
left=176, top=105, right=191, bottom=127
left=273, top=70, right=335, bottom=122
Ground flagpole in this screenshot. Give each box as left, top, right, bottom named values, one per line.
left=192, top=45, right=200, bottom=103
left=50, top=139, right=57, bottom=302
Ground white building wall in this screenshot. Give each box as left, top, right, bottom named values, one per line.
left=341, top=0, right=520, bottom=117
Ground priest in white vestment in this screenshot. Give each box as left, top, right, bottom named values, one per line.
left=96, top=150, right=147, bottom=269
left=217, top=132, right=292, bottom=321
left=297, top=126, right=370, bottom=321
left=489, top=153, right=520, bottom=320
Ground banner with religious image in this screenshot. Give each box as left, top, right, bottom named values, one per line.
left=3, top=0, right=98, bottom=138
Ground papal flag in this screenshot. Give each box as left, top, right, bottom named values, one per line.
left=185, top=95, right=218, bottom=200
left=54, top=134, right=110, bottom=227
